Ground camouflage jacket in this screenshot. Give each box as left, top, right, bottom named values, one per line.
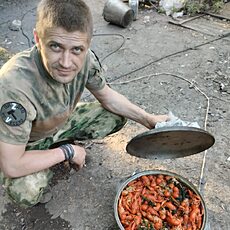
left=0, top=46, right=105, bottom=144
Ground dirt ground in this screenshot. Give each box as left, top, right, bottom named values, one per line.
left=0, top=0, right=230, bottom=229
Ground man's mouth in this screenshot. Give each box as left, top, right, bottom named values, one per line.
left=57, top=68, right=72, bottom=75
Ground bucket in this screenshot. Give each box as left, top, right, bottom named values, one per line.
left=103, top=0, right=134, bottom=28
left=129, top=0, right=139, bottom=20
left=114, top=170, right=208, bottom=229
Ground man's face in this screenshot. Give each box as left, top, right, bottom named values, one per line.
left=34, top=27, right=90, bottom=84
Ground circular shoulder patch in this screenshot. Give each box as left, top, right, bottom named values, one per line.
left=0, top=102, right=27, bottom=126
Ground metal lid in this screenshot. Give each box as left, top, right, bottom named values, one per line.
left=126, top=126, right=215, bottom=159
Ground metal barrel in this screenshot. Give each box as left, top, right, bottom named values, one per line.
left=103, top=0, right=134, bottom=28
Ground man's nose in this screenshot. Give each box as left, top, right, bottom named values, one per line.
left=59, top=51, right=72, bottom=68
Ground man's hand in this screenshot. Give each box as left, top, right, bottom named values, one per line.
left=71, top=144, right=86, bottom=169
left=145, top=114, right=170, bottom=129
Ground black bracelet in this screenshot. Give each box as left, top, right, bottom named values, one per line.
left=60, top=145, right=68, bottom=160
left=59, top=144, right=75, bottom=161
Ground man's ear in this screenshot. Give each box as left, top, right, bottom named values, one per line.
left=33, top=29, right=39, bottom=44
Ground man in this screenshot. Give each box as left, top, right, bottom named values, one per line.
left=0, top=0, right=168, bottom=207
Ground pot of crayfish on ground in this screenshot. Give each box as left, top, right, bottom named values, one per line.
left=114, top=170, right=207, bottom=230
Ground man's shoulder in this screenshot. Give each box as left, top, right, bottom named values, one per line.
left=87, top=49, right=100, bottom=62
left=0, top=46, right=37, bottom=73
left=0, top=46, right=43, bottom=107
left=84, top=49, right=102, bottom=70
left=0, top=46, right=39, bottom=82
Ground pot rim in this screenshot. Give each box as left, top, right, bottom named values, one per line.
left=114, top=169, right=207, bottom=230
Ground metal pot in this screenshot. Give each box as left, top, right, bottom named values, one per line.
left=114, top=170, right=207, bottom=230
left=103, top=0, right=134, bottom=28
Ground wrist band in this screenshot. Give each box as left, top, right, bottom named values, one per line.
left=59, top=144, right=75, bottom=161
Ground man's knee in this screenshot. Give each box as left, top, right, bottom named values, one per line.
left=1, top=169, right=53, bottom=208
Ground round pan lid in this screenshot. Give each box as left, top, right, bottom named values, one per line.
left=126, top=126, right=215, bottom=160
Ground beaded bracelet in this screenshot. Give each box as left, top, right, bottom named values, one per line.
left=59, top=144, right=75, bottom=161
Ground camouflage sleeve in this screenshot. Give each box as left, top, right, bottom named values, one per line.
left=0, top=87, right=36, bottom=145
left=85, top=50, right=106, bottom=91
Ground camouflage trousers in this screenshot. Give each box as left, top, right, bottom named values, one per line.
left=0, top=102, right=126, bottom=208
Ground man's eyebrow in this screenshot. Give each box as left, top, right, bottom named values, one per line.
left=47, top=40, right=62, bottom=47
left=48, top=41, right=86, bottom=49
left=48, top=40, right=60, bottom=44
left=73, top=45, right=85, bottom=49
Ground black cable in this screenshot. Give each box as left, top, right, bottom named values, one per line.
left=82, top=31, right=230, bottom=100
left=93, top=33, right=126, bottom=62
left=20, top=7, right=37, bottom=48
left=108, top=31, right=230, bottom=83
left=21, top=27, right=32, bottom=48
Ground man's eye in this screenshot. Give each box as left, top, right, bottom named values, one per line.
left=73, top=47, right=83, bottom=55
left=50, top=43, right=61, bottom=51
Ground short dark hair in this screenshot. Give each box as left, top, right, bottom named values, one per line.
left=35, top=0, right=93, bottom=41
